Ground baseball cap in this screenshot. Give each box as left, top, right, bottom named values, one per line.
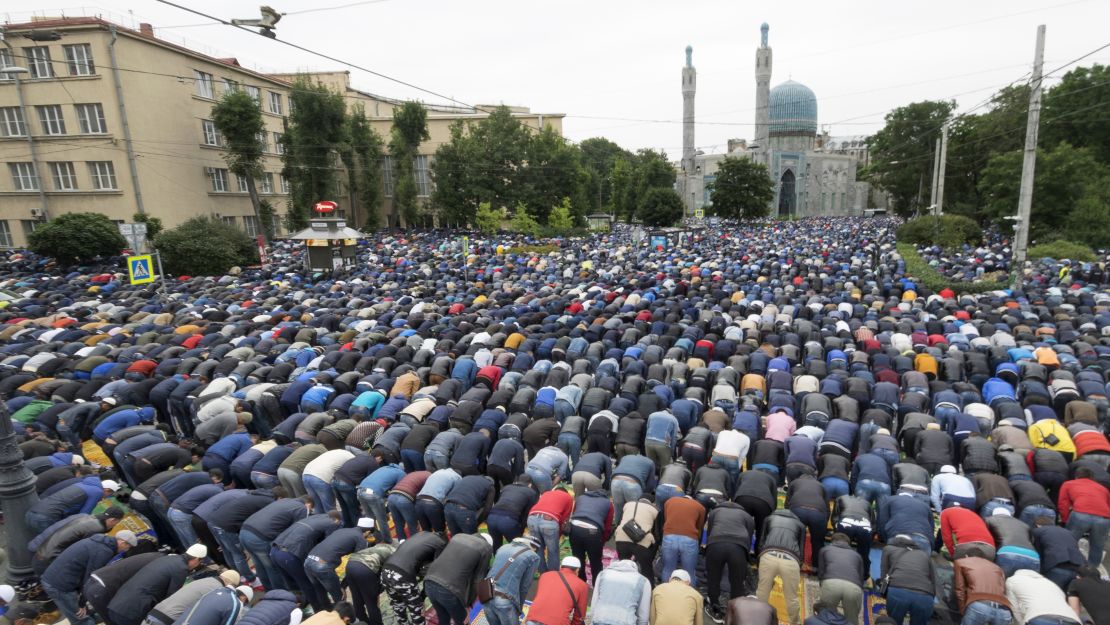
left=101, top=479, right=121, bottom=492
left=357, top=517, right=375, bottom=529
left=219, top=570, right=241, bottom=586
left=103, top=506, right=125, bottom=520
left=115, top=530, right=138, bottom=546
left=186, top=544, right=208, bottom=559
left=561, top=556, right=581, bottom=569
left=670, top=569, right=691, bottom=583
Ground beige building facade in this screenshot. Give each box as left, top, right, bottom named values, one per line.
left=0, top=17, right=562, bottom=248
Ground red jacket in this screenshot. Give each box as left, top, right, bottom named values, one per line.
left=526, top=567, right=589, bottom=625
left=1072, top=430, right=1110, bottom=458
left=940, top=506, right=995, bottom=556
left=1058, top=478, right=1110, bottom=523
left=530, top=489, right=574, bottom=524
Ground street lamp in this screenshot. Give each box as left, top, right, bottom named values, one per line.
left=0, top=398, right=39, bottom=585
left=1, top=28, right=50, bottom=220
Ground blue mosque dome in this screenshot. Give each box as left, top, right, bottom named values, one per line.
left=769, top=80, right=817, bottom=136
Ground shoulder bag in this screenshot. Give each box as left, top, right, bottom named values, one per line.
left=621, top=498, right=648, bottom=543
left=476, top=547, right=530, bottom=604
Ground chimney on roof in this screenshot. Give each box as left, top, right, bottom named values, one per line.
left=139, top=23, right=154, bottom=38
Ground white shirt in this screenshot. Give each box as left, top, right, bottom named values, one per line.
left=302, top=449, right=355, bottom=482
left=713, top=430, right=750, bottom=459
left=1005, top=569, right=1076, bottom=623
left=930, top=472, right=976, bottom=511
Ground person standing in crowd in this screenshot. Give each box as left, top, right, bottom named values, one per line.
left=734, top=469, right=778, bottom=547
left=661, top=492, right=706, bottom=584
left=1032, top=515, right=1085, bottom=590
left=526, top=556, right=589, bottom=625
left=488, top=475, right=538, bottom=548
left=1057, top=466, right=1110, bottom=566
left=344, top=541, right=397, bottom=625
left=415, top=466, right=461, bottom=533
left=423, top=533, right=493, bottom=625
left=528, top=486, right=574, bottom=572
left=568, top=486, right=613, bottom=583
left=940, top=505, right=997, bottom=561
left=612, top=454, right=656, bottom=525
left=146, top=569, right=240, bottom=625
left=484, top=536, right=542, bottom=625
left=704, top=500, right=755, bottom=622
left=1066, top=565, right=1110, bottom=625
left=240, top=495, right=313, bottom=592
left=385, top=468, right=429, bottom=541
left=879, top=535, right=937, bottom=625
left=725, top=596, right=778, bottom=625
left=952, top=547, right=1012, bottom=625
left=615, top=494, right=660, bottom=585
left=269, top=511, right=341, bottom=608
left=381, top=531, right=447, bottom=625
left=107, top=545, right=208, bottom=625
left=785, top=473, right=829, bottom=567
left=303, top=517, right=375, bottom=611
left=590, top=553, right=652, bottom=625
left=444, top=474, right=496, bottom=535
left=756, top=509, right=806, bottom=625
left=651, top=569, right=703, bottom=625
left=41, top=531, right=137, bottom=625
left=817, top=533, right=865, bottom=625
left=1006, top=569, right=1083, bottom=625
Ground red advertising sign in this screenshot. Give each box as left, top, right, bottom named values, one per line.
left=313, top=200, right=337, bottom=214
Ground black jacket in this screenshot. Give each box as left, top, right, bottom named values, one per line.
left=985, top=515, right=1034, bottom=550
left=424, top=533, right=492, bottom=603
left=706, top=502, right=754, bottom=548
left=818, top=539, right=865, bottom=585
left=880, top=536, right=936, bottom=596
left=734, top=469, right=777, bottom=508
left=1011, top=480, right=1055, bottom=515
left=960, top=437, right=998, bottom=474
left=382, top=531, right=447, bottom=579
left=108, top=554, right=191, bottom=623
left=84, top=552, right=163, bottom=597
left=42, top=533, right=118, bottom=592
left=1032, top=525, right=1084, bottom=570
left=491, top=483, right=539, bottom=519
left=758, top=509, right=806, bottom=561
left=785, top=475, right=826, bottom=511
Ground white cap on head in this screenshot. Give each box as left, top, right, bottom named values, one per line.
left=357, top=517, right=375, bottom=529
left=236, top=586, right=254, bottom=602
left=71, top=455, right=85, bottom=466
left=185, top=544, right=208, bottom=559
left=219, top=570, right=241, bottom=586
left=115, top=530, right=139, bottom=546
left=101, top=479, right=121, bottom=492
left=561, top=556, right=581, bottom=569
left=0, top=585, right=14, bottom=603
left=670, top=569, right=691, bottom=583
left=939, top=465, right=956, bottom=474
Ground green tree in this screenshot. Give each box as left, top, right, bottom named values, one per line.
left=707, top=157, right=774, bottom=220
left=579, top=137, right=633, bottom=211
left=864, top=100, right=956, bottom=216
left=132, top=212, right=163, bottom=239
left=978, top=142, right=1110, bottom=243
left=282, top=76, right=348, bottom=231
left=339, top=103, right=385, bottom=230
left=510, top=203, right=541, bottom=236
left=258, top=199, right=277, bottom=241
left=609, top=157, right=635, bottom=222
left=474, top=201, right=501, bottom=234
left=1042, top=64, right=1110, bottom=162
left=520, top=125, right=588, bottom=225
left=637, top=187, right=684, bottom=227
left=211, top=90, right=268, bottom=240
left=631, top=149, right=676, bottom=213
left=154, top=216, right=256, bottom=276
left=389, top=101, right=430, bottom=227
left=28, top=213, right=127, bottom=264
left=548, top=197, right=574, bottom=233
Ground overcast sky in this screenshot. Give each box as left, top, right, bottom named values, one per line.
left=11, top=1, right=1110, bottom=156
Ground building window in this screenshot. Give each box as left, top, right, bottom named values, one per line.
left=207, top=167, right=229, bottom=192
left=841, top=192, right=847, bottom=210
left=243, top=215, right=261, bottom=238
left=221, top=216, right=237, bottom=228
left=259, top=173, right=274, bottom=194
left=821, top=193, right=827, bottom=211
left=413, top=155, right=431, bottom=197
left=194, top=70, right=214, bottom=98
left=0, top=107, right=26, bottom=137
left=49, top=162, right=78, bottom=190
left=88, top=161, right=117, bottom=190
left=21, top=220, right=39, bottom=240
left=75, top=103, right=107, bottom=134
left=279, top=174, right=290, bottom=194
left=382, top=156, right=394, bottom=197
left=24, top=47, right=53, bottom=79
left=0, top=49, right=12, bottom=81
left=63, top=44, right=95, bottom=76
left=245, top=85, right=260, bottom=103
left=256, top=131, right=268, bottom=152
left=0, top=221, right=12, bottom=248
left=202, top=120, right=221, bottom=146
left=268, top=92, right=283, bottom=115
left=236, top=174, right=249, bottom=193
left=222, top=78, right=239, bottom=94
left=9, top=163, right=39, bottom=191
left=273, top=132, right=284, bottom=154
left=37, top=105, right=66, bottom=135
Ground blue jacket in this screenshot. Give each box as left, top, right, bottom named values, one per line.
left=41, top=533, right=117, bottom=592
left=237, top=590, right=298, bottom=625
left=30, top=475, right=103, bottom=519
left=359, top=463, right=405, bottom=496
left=488, top=540, right=541, bottom=607
left=206, top=432, right=253, bottom=462
left=878, top=493, right=932, bottom=541
left=645, top=411, right=680, bottom=447
left=613, top=454, right=658, bottom=489
left=418, top=468, right=462, bottom=502
left=172, top=587, right=243, bottom=625
left=93, top=410, right=143, bottom=440
left=850, top=453, right=891, bottom=490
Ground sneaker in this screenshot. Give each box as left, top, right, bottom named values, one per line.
left=706, top=603, right=724, bottom=624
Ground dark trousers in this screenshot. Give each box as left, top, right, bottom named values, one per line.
left=271, top=547, right=324, bottom=610
left=191, top=514, right=223, bottom=566
left=705, top=542, right=748, bottom=606
left=790, top=505, right=828, bottom=565
left=444, top=503, right=480, bottom=536
left=401, top=448, right=426, bottom=473
left=487, top=511, right=524, bottom=548
left=425, top=580, right=467, bottom=625
left=737, top=496, right=773, bottom=548
left=415, top=497, right=446, bottom=533
left=345, top=561, right=384, bottom=625
left=835, top=519, right=873, bottom=579
left=616, top=541, right=657, bottom=586
left=569, top=523, right=605, bottom=583
left=487, top=465, right=515, bottom=491
left=82, top=578, right=113, bottom=625
left=333, top=480, right=361, bottom=528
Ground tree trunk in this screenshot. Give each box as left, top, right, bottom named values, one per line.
left=245, top=175, right=268, bottom=244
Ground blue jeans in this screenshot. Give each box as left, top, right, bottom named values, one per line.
left=388, top=493, right=419, bottom=541
left=655, top=483, right=683, bottom=512
left=961, top=601, right=1013, bottom=625
left=855, top=479, right=890, bottom=505
left=43, top=580, right=95, bottom=625
left=558, top=432, right=582, bottom=477
left=25, top=510, right=55, bottom=537
left=979, top=500, right=1014, bottom=520
left=527, top=514, right=562, bottom=572
left=415, top=498, right=446, bottom=533
left=424, top=449, right=450, bottom=471
left=251, top=471, right=281, bottom=490
left=610, top=478, right=642, bottom=526
left=358, top=489, right=392, bottom=543
left=211, top=526, right=253, bottom=582
left=272, top=547, right=321, bottom=608
left=995, top=549, right=1040, bottom=577
left=303, top=474, right=336, bottom=513
left=526, top=466, right=554, bottom=493
left=1018, top=504, right=1056, bottom=527
left=304, top=557, right=343, bottom=611
left=241, top=528, right=283, bottom=591
left=821, top=477, right=850, bottom=499
left=445, top=502, right=479, bottom=535
left=712, top=455, right=741, bottom=486
left=1043, top=565, right=1078, bottom=590
left=885, top=586, right=934, bottom=625
left=426, top=579, right=467, bottom=625
left=1026, top=618, right=1080, bottom=625
left=483, top=595, right=519, bottom=625
left=661, top=534, right=699, bottom=583
left=332, top=480, right=360, bottom=528
left=167, top=507, right=198, bottom=547
left=1067, top=511, right=1110, bottom=565
left=487, top=511, right=524, bottom=548
left=401, top=448, right=426, bottom=473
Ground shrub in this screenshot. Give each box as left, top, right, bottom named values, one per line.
left=510, top=204, right=541, bottom=236
left=154, top=216, right=257, bottom=276
left=28, top=212, right=127, bottom=265
left=896, top=243, right=1007, bottom=294
left=1027, top=239, right=1097, bottom=262
left=547, top=197, right=574, bottom=233
left=638, top=187, right=684, bottom=227
left=474, top=202, right=501, bottom=234
left=896, top=214, right=981, bottom=249
left=132, top=213, right=163, bottom=239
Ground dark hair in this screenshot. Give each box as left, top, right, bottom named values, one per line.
left=333, top=601, right=356, bottom=622
left=811, top=600, right=831, bottom=613
left=271, top=486, right=288, bottom=499
left=830, top=532, right=850, bottom=544
left=1034, top=516, right=1055, bottom=527
left=301, top=495, right=315, bottom=506
left=208, top=468, right=224, bottom=481
left=961, top=546, right=987, bottom=559
left=191, top=446, right=206, bottom=457
left=1075, top=467, right=1094, bottom=479
left=515, top=474, right=533, bottom=486
left=1077, top=565, right=1101, bottom=579
left=328, top=510, right=342, bottom=522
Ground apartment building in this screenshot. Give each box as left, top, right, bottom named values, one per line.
left=0, top=17, right=563, bottom=248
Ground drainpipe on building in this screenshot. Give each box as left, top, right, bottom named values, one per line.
left=0, top=31, right=49, bottom=220
left=108, top=25, right=145, bottom=215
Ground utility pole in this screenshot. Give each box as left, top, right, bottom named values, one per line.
left=929, top=136, right=941, bottom=210
left=1011, top=25, right=1046, bottom=290
left=936, top=122, right=949, bottom=215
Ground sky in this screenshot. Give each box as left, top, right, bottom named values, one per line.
left=8, top=0, right=1110, bottom=157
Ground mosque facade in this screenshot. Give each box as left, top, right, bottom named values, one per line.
left=682, top=24, right=886, bottom=218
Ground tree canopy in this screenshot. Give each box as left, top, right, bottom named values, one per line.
left=389, top=101, right=430, bottom=227
left=281, top=76, right=348, bottom=231
left=28, top=213, right=126, bottom=265
left=154, top=216, right=257, bottom=276
left=339, top=103, right=385, bottom=230
left=638, top=187, right=684, bottom=227
left=707, top=157, right=774, bottom=220
left=212, top=89, right=268, bottom=239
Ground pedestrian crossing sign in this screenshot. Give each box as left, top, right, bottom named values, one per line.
left=695, top=209, right=705, bottom=219
left=127, top=254, right=155, bottom=285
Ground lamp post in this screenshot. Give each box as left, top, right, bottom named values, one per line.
left=0, top=398, right=39, bottom=584
left=1, top=30, right=49, bottom=220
